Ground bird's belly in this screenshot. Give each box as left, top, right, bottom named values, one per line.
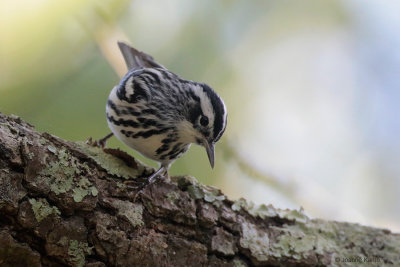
left=105, top=86, right=162, bottom=161
left=108, top=122, right=164, bottom=161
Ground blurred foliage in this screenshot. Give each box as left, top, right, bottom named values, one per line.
left=0, top=0, right=240, bottom=184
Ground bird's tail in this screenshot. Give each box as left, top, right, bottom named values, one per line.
left=117, top=42, right=165, bottom=70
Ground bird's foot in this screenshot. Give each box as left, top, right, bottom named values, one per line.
left=85, top=137, right=102, bottom=148
left=123, top=178, right=147, bottom=190
left=86, top=133, right=113, bottom=148
left=148, top=167, right=168, bottom=184
left=124, top=168, right=167, bottom=189
left=127, top=167, right=169, bottom=201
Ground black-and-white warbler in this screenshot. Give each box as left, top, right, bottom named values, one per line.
left=96, top=42, right=227, bottom=182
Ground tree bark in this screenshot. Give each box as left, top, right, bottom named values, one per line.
left=0, top=112, right=399, bottom=267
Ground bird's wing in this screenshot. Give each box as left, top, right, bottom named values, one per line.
left=118, top=41, right=166, bottom=70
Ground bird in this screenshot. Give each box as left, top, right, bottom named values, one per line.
left=95, top=42, right=227, bottom=183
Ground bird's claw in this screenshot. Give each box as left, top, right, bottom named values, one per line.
left=86, top=133, right=113, bottom=148
left=85, top=137, right=106, bottom=148
left=126, top=170, right=169, bottom=202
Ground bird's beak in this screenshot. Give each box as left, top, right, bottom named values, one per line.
left=204, top=141, right=215, bottom=168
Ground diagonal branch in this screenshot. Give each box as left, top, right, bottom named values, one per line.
left=0, top=112, right=399, bottom=267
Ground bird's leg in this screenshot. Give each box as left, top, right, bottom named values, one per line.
left=86, top=133, right=114, bottom=148
left=97, top=133, right=114, bottom=148
left=125, top=163, right=169, bottom=189
left=129, top=164, right=169, bottom=202
left=148, top=165, right=168, bottom=183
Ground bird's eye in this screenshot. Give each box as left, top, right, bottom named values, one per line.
left=200, top=115, right=209, bottom=126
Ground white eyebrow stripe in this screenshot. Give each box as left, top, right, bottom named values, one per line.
left=193, top=85, right=215, bottom=135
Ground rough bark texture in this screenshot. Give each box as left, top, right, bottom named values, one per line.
left=0, top=112, right=399, bottom=267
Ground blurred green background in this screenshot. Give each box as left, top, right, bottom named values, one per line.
left=1, top=0, right=400, bottom=231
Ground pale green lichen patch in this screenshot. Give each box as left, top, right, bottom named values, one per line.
left=232, top=199, right=277, bottom=218
left=72, top=177, right=98, bottom=202
left=325, top=222, right=400, bottom=266
left=240, top=222, right=270, bottom=262
left=272, top=226, right=315, bottom=259
left=268, top=219, right=338, bottom=260
left=231, top=198, right=250, bottom=211
left=270, top=219, right=400, bottom=265
left=40, top=147, right=76, bottom=194
left=108, top=199, right=144, bottom=227
left=232, top=198, right=309, bottom=223
left=38, top=146, right=98, bottom=202
left=203, top=186, right=225, bottom=203
left=72, top=188, right=87, bottom=202
left=277, top=207, right=309, bottom=223
left=187, top=184, right=204, bottom=199
left=254, top=204, right=279, bottom=218
left=118, top=202, right=144, bottom=227
left=75, top=141, right=145, bottom=179
left=91, top=186, right=98, bottom=196
left=50, top=175, right=74, bottom=195
left=58, top=236, right=92, bottom=267
left=180, top=176, right=225, bottom=205
left=29, top=198, right=60, bottom=222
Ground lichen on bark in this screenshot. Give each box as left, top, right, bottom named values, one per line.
left=0, top=112, right=399, bottom=267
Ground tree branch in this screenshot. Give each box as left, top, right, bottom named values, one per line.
left=0, top=112, right=399, bottom=267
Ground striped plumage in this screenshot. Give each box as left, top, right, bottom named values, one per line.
left=105, top=42, right=227, bottom=181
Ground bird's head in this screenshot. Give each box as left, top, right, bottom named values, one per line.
left=182, top=83, right=227, bottom=168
